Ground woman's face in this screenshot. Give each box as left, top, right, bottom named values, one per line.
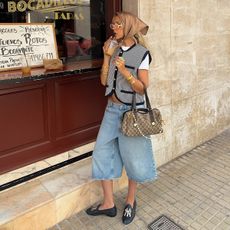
left=110, top=16, right=124, bottom=40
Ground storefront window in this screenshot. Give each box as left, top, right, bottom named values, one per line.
left=0, top=0, right=106, bottom=61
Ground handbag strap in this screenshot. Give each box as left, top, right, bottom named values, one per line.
left=131, top=91, right=137, bottom=110
left=131, top=88, right=155, bottom=124
left=144, top=89, right=152, bottom=111
left=131, top=88, right=151, bottom=110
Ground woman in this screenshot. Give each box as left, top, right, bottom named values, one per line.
left=86, top=11, right=157, bottom=225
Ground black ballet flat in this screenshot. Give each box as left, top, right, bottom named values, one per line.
left=86, top=204, right=117, bottom=217
left=122, top=200, right=137, bottom=225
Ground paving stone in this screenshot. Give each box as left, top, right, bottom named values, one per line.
left=48, top=226, right=61, bottom=230
left=224, top=216, right=230, bottom=225
left=217, top=221, right=230, bottom=230
left=58, top=220, right=75, bottom=230
left=209, top=215, right=222, bottom=225
left=48, top=129, right=230, bottom=230
left=190, top=222, right=203, bottom=229
left=201, top=221, right=217, bottom=229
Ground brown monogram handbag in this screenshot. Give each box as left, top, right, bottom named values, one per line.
left=121, top=89, right=163, bottom=138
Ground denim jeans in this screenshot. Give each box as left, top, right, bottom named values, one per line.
left=92, top=100, right=157, bottom=183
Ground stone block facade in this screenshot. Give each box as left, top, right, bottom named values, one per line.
left=123, top=0, right=230, bottom=166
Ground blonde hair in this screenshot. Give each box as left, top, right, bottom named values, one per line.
left=134, top=33, right=147, bottom=48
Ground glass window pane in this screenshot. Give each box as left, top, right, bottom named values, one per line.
left=0, top=0, right=106, bottom=61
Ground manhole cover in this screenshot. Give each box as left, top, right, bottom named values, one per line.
left=148, top=215, right=184, bottom=230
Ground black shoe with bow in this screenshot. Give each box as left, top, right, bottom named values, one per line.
left=122, top=200, right=137, bottom=225
left=86, top=204, right=117, bottom=217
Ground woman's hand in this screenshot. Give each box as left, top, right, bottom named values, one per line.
left=102, top=36, right=113, bottom=57
left=115, top=56, right=126, bottom=73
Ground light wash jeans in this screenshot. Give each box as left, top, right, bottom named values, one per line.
left=92, top=100, right=157, bottom=183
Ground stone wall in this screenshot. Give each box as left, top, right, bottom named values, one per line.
left=123, top=0, right=230, bottom=166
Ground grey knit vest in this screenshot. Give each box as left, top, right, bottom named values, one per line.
left=105, top=44, right=151, bottom=105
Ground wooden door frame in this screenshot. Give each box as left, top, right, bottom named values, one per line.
left=105, top=0, right=122, bottom=37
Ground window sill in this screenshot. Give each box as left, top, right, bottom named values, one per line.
left=0, top=59, right=103, bottom=84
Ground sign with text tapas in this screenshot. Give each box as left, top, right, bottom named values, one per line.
left=0, top=23, right=58, bottom=72
left=6, top=0, right=85, bottom=20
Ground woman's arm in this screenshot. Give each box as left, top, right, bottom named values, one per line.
left=115, top=57, right=149, bottom=94
left=100, top=37, right=114, bottom=86
left=100, top=55, right=110, bottom=86
left=135, top=69, right=149, bottom=92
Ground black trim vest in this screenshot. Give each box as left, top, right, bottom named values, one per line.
left=105, top=44, right=151, bottom=105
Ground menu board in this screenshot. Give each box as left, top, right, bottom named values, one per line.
left=0, top=23, right=58, bottom=72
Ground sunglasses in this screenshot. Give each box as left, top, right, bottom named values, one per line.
left=109, top=23, right=123, bottom=30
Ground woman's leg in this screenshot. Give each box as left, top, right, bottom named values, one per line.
left=126, top=179, right=137, bottom=206
left=86, top=179, right=117, bottom=217
left=100, top=180, right=115, bottom=209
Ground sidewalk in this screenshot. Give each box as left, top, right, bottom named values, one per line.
left=49, top=129, right=230, bottom=230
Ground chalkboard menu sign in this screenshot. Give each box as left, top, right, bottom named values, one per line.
left=0, top=23, right=58, bottom=72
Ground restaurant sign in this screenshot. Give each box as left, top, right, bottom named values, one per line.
left=7, top=0, right=85, bottom=20
left=0, top=23, right=58, bottom=71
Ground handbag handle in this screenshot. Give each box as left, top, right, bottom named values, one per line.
left=131, top=89, right=155, bottom=124
left=131, top=88, right=152, bottom=110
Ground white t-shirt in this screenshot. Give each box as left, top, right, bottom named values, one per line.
left=121, top=46, right=150, bottom=70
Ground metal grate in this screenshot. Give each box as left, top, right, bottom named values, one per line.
left=148, top=215, right=184, bottom=230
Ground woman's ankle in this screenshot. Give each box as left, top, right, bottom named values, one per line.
left=125, top=198, right=135, bottom=207
left=99, top=202, right=115, bottom=210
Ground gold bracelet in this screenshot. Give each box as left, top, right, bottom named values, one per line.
left=101, top=68, right=108, bottom=73
left=101, top=67, right=109, bottom=72
left=126, top=73, right=136, bottom=85
left=101, top=66, right=109, bottom=75
left=101, top=64, right=109, bottom=71
left=126, top=73, right=133, bottom=82
left=101, top=72, right=108, bottom=77
left=101, top=71, right=108, bottom=76
left=102, top=65, right=109, bottom=69
left=101, top=72, right=108, bottom=76
left=102, top=64, right=109, bottom=69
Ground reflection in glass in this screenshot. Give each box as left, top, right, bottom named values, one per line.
left=0, top=0, right=106, bottom=61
